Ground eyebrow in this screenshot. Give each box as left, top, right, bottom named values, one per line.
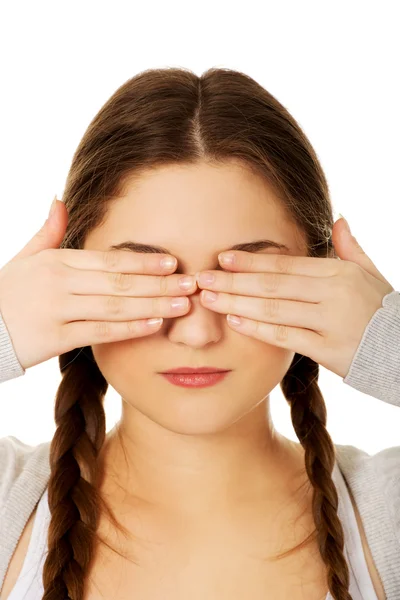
left=109, top=239, right=290, bottom=256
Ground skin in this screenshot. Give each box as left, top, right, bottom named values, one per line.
left=84, top=159, right=313, bottom=535
left=2, top=162, right=385, bottom=600
left=1, top=161, right=387, bottom=600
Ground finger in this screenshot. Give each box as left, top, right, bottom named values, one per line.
left=54, top=248, right=179, bottom=275
left=225, top=314, right=324, bottom=357
left=198, top=271, right=328, bottom=303
left=201, top=291, right=324, bottom=333
left=60, top=316, right=166, bottom=352
left=63, top=264, right=197, bottom=297
left=218, top=251, right=339, bottom=277
left=64, top=294, right=190, bottom=323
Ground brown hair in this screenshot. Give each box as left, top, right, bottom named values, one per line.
left=41, top=67, right=352, bottom=600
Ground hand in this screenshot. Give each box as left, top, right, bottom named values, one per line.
left=194, top=217, right=395, bottom=379
left=0, top=199, right=194, bottom=371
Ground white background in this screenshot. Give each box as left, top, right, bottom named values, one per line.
left=0, top=1, right=399, bottom=454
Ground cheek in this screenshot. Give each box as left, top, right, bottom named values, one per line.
left=242, top=344, right=296, bottom=390
left=229, top=340, right=295, bottom=400
left=239, top=337, right=295, bottom=374
left=91, top=338, right=152, bottom=387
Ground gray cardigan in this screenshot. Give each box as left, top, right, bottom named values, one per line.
left=1, top=290, right=400, bottom=598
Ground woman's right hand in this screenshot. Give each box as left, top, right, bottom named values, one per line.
left=0, top=198, right=196, bottom=371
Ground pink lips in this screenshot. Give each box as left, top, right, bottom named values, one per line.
left=160, top=369, right=230, bottom=388
left=159, top=366, right=231, bottom=388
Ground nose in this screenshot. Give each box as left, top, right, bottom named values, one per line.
left=165, top=272, right=224, bottom=347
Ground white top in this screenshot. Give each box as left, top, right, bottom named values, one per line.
left=6, top=461, right=379, bottom=600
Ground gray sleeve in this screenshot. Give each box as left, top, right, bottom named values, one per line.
left=343, top=290, right=400, bottom=407
left=0, top=312, right=26, bottom=384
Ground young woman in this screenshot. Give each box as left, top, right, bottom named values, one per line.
left=1, top=67, right=399, bottom=600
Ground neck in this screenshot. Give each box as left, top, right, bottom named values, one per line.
left=97, top=399, right=308, bottom=519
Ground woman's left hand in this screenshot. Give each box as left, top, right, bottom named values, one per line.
left=194, top=217, right=395, bottom=379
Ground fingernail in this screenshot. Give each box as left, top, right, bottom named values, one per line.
left=339, top=213, right=351, bottom=233
left=171, top=297, right=189, bottom=309
left=202, top=290, right=218, bottom=302
left=219, top=252, right=235, bottom=265
left=49, top=195, right=57, bottom=218
left=160, top=256, right=177, bottom=270
left=199, top=272, right=215, bottom=286
left=178, top=275, right=195, bottom=290
left=147, top=317, right=163, bottom=327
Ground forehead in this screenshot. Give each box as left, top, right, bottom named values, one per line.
left=84, top=161, right=306, bottom=257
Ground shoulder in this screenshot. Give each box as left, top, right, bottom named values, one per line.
left=0, top=437, right=50, bottom=593
left=335, top=443, right=400, bottom=531
left=0, top=436, right=51, bottom=508
left=335, top=443, right=400, bottom=599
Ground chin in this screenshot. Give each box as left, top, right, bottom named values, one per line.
left=139, top=390, right=261, bottom=437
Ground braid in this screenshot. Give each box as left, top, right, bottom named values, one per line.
left=280, top=352, right=353, bottom=600
left=41, top=346, right=109, bottom=600
left=39, top=350, right=353, bottom=600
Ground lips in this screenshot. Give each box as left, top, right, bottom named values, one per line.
left=160, top=370, right=230, bottom=388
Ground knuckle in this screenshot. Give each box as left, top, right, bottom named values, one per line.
left=94, top=320, right=111, bottom=339
left=142, top=253, right=155, bottom=274
left=109, top=270, right=133, bottom=291
left=275, top=323, right=289, bottom=342
left=274, top=253, right=293, bottom=274
left=264, top=297, right=280, bottom=319
left=227, top=271, right=236, bottom=293
left=37, top=249, right=58, bottom=274
left=103, top=249, right=121, bottom=270
left=151, top=296, right=163, bottom=314
left=315, top=304, right=326, bottom=334
left=253, top=319, right=261, bottom=335
left=36, top=260, right=55, bottom=286
left=337, top=264, right=359, bottom=294
left=104, top=294, right=123, bottom=316
left=38, top=248, right=57, bottom=263
left=159, top=275, right=168, bottom=296
left=38, top=253, right=66, bottom=290
left=260, top=271, right=280, bottom=293
left=228, top=291, right=237, bottom=315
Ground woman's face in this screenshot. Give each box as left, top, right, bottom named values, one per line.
left=84, top=160, right=307, bottom=437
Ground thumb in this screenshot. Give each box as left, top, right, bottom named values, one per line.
left=332, top=214, right=390, bottom=285
left=13, top=196, right=68, bottom=260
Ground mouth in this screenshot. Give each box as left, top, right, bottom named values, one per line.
left=159, top=369, right=231, bottom=388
